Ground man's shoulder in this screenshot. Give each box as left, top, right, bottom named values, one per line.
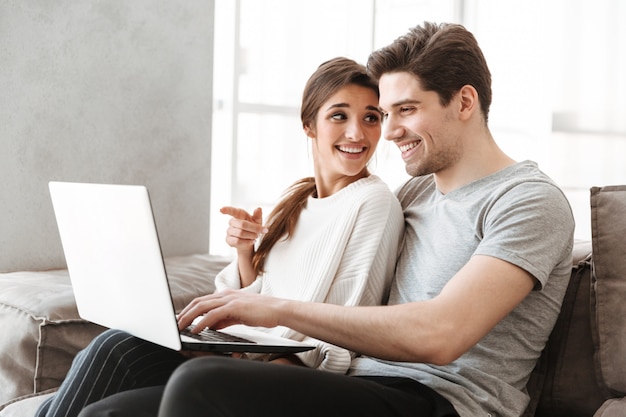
left=497, top=160, right=556, bottom=188
left=492, top=161, right=569, bottom=205
left=463, top=160, right=565, bottom=202
left=394, top=174, right=436, bottom=203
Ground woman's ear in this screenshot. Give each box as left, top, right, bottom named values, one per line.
left=304, top=123, right=316, bottom=139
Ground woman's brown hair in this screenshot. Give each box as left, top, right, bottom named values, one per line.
left=251, top=57, right=379, bottom=276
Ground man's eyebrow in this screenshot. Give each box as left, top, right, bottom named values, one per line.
left=380, top=99, right=421, bottom=112
left=392, top=99, right=421, bottom=108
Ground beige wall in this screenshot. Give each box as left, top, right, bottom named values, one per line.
left=0, top=1, right=214, bottom=272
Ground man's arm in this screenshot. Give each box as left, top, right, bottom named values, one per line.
left=178, top=254, right=535, bottom=365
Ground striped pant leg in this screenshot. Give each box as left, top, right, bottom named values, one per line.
left=35, top=328, right=185, bottom=417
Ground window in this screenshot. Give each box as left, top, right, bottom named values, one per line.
left=210, top=0, right=626, bottom=255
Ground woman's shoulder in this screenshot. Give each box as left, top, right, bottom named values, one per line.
left=356, top=174, right=394, bottom=191
left=350, top=176, right=403, bottom=214
left=348, top=175, right=397, bottom=200
left=314, top=175, right=401, bottom=218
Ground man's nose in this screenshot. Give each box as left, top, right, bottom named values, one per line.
left=383, top=116, right=403, bottom=141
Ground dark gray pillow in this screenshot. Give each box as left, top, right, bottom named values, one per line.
left=590, top=186, right=626, bottom=395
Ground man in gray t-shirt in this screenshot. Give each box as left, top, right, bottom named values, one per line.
left=168, top=22, right=575, bottom=417
left=350, top=161, right=574, bottom=416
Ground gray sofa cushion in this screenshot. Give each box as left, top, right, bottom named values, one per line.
left=0, top=253, right=229, bottom=411
left=0, top=391, right=56, bottom=417
left=590, top=185, right=626, bottom=395
left=594, top=397, right=626, bottom=417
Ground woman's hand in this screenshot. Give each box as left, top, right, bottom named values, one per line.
left=220, top=206, right=267, bottom=251
left=220, top=206, right=268, bottom=286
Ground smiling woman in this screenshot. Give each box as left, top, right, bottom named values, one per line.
left=180, top=56, right=402, bottom=375
left=214, top=57, right=401, bottom=300
left=306, top=83, right=382, bottom=197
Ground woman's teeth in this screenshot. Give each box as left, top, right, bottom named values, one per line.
left=338, top=146, right=365, bottom=154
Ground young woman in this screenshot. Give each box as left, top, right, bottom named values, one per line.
left=35, top=57, right=404, bottom=417
left=206, top=56, right=405, bottom=372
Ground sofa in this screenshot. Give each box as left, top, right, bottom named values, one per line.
left=0, top=252, right=230, bottom=417
left=0, top=185, right=624, bottom=417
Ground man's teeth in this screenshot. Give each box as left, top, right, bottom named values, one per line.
left=399, top=142, right=418, bottom=152
left=338, top=146, right=364, bottom=154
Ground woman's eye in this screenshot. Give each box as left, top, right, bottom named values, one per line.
left=330, top=113, right=347, bottom=121
left=364, top=114, right=380, bottom=123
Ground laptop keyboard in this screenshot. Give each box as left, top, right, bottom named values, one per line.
left=181, top=327, right=255, bottom=344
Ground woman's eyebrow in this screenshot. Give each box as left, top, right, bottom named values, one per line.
left=325, top=103, right=349, bottom=111
left=367, top=105, right=383, bottom=115
left=325, top=103, right=381, bottom=112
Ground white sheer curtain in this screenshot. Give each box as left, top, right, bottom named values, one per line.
left=210, top=0, right=626, bottom=255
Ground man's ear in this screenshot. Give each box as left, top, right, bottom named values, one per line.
left=458, top=85, right=478, bottom=121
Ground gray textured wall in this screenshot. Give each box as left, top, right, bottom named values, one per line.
left=0, top=1, right=214, bottom=272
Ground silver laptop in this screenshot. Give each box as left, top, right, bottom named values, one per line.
left=48, top=181, right=314, bottom=354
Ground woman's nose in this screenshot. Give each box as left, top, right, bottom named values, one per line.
left=345, top=121, right=365, bottom=141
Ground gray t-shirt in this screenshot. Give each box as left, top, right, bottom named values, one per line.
left=349, top=161, right=575, bottom=417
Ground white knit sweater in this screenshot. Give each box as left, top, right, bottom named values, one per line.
left=214, top=175, right=404, bottom=373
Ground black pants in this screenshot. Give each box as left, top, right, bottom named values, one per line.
left=37, top=329, right=458, bottom=417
